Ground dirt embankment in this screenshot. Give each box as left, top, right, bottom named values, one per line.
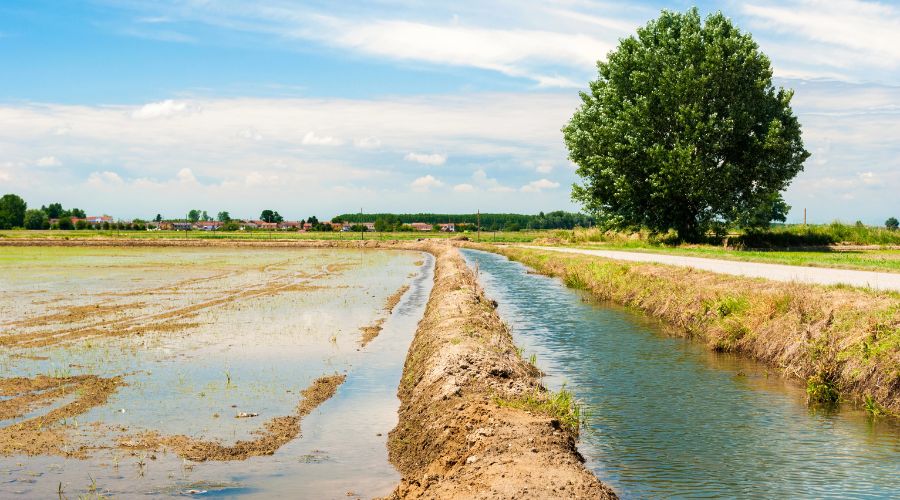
left=477, top=244, right=900, bottom=415
left=385, top=242, right=615, bottom=499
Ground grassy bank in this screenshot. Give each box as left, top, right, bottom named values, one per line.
left=477, top=244, right=900, bottom=416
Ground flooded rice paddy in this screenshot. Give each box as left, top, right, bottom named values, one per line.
left=462, top=249, right=900, bottom=499
left=0, top=246, right=433, bottom=498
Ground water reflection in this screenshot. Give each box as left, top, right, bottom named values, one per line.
left=462, top=249, right=900, bottom=499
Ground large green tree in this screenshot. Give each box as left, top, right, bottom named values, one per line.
left=564, top=9, right=809, bottom=241
left=24, top=209, right=49, bottom=229
left=0, top=194, right=27, bottom=229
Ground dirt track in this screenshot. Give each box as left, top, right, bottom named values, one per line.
left=524, top=245, right=900, bottom=291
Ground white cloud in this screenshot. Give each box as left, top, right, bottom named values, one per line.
left=354, top=136, right=382, bottom=148
left=331, top=20, right=610, bottom=86
left=453, top=183, right=475, bottom=193
left=131, top=99, right=192, bottom=119
left=521, top=178, right=560, bottom=193
left=176, top=168, right=197, bottom=183
left=245, top=171, right=279, bottom=186
left=472, top=169, right=514, bottom=192
left=404, top=152, right=447, bottom=166
left=536, top=162, right=553, bottom=174
left=237, top=128, right=263, bottom=141
left=35, top=156, right=62, bottom=167
left=87, top=171, right=125, bottom=187
left=302, top=131, right=343, bottom=146
left=411, top=175, right=444, bottom=191
left=0, top=170, right=9, bottom=182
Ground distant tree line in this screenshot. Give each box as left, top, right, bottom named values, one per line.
left=334, top=211, right=594, bottom=231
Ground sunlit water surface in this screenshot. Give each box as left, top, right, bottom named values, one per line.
left=462, top=249, right=900, bottom=499
left=0, top=247, right=434, bottom=498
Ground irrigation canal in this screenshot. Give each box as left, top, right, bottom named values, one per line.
left=462, top=249, right=900, bottom=499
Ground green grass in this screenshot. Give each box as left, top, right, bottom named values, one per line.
left=564, top=243, right=900, bottom=273
left=0, top=229, right=541, bottom=243
left=495, top=386, right=584, bottom=434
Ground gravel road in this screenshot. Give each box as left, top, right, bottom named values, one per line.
left=524, top=246, right=900, bottom=292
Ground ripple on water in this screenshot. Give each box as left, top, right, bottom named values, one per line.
left=462, top=249, right=900, bottom=500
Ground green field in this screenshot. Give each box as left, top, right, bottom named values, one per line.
left=0, top=229, right=541, bottom=242
left=4, top=229, right=899, bottom=273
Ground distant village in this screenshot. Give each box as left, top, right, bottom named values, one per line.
left=49, top=214, right=459, bottom=233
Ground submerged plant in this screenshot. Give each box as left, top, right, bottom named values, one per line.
left=863, top=395, right=886, bottom=417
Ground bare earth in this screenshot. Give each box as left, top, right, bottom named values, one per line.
left=525, top=246, right=900, bottom=292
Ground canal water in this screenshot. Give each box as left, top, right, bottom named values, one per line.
left=462, top=249, right=900, bottom=499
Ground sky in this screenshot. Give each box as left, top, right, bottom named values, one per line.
left=0, top=0, right=898, bottom=223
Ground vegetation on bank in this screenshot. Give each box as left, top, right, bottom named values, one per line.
left=482, top=245, right=900, bottom=415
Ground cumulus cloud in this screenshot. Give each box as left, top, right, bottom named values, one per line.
left=354, top=136, right=382, bottom=148
left=131, top=99, right=192, bottom=119
left=411, top=174, right=444, bottom=191
left=237, top=128, right=263, bottom=141
left=404, top=152, right=447, bottom=166
left=453, top=183, right=475, bottom=193
left=535, top=162, right=553, bottom=174
left=176, top=168, right=197, bottom=183
left=520, top=178, right=560, bottom=193
left=302, top=131, right=343, bottom=146
left=472, top=169, right=514, bottom=192
left=0, top=169, right=9, bottom=182
left=35, top=156, right=62, bottom=167
left=87, top=171, right=125, bottom=187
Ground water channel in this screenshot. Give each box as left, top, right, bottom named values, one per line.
left=462, top=248, right=900, bottom=499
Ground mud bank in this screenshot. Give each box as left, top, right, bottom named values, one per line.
left=385, top=243, right=615, bottom=499
left=477, top=244, right=900, bottom=415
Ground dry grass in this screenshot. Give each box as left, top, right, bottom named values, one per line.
left=485, top=245, right=900, bottom=415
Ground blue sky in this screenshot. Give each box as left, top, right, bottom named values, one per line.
left=1, top=0, right=898, bottom=222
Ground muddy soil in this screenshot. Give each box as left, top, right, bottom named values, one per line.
left=0, top=374, right=122, bottom=457
left=384, top=242, right=615, bottom=499
left=1, top=238, right=614, bottom=498
left=120, top=374, right=346, bottom=461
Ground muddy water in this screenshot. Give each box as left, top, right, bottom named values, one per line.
left=0, top=246, right=433, bottom=498
left=462, top=249, right=900, bottom=499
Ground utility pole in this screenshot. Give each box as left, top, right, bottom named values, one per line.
left=359, top=207, right=364, bottom=241
left=804, top=208, right=807, bottom=226
left=477, top=209, right=481, bottom=242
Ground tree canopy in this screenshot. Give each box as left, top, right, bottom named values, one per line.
left=260, top=210, right=283, bottom=223
left=887, top=217, right=899, bottom=231
left=24, top=209, right=49, bottom=230
left=0, top=194, right=27, bottom=229
left=564, top=8, right=809, bottom=241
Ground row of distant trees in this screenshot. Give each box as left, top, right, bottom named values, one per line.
left=336, top=211, right=594, bottom=231
left=0, top=194, right=90, bottom=229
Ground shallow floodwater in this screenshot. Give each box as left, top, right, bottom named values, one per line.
left=462, top=249, right=900, bottom=499
left=0, top=246, right=433, bottom=498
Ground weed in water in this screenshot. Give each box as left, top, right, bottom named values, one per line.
left=864, top=395, right=886, bottom=417
left=806, top=374, right=839, bottom=405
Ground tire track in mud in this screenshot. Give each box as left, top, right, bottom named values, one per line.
left=1, top=258, right=354, bottom=349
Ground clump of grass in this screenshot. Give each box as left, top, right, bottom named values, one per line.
left=495, top=386, right=583, bottom=435
left=863, top=395, right=886, bottom=417
left=806, top=374, right=839, bottom=405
